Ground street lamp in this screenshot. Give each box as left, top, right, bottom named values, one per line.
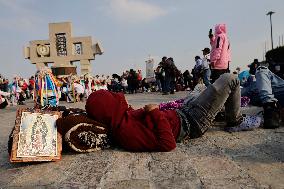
left=266, top=11, right=275, bottom=49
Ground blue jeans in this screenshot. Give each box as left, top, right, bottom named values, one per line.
left=241, top=78, right=262, bottom=106
left=203, top=69, right=211, bottom=86
left=155, top=78, right=162, bottom=91
left=177, top=73, right=242, bottom=138
left=256, top=66, right=284, bottom=106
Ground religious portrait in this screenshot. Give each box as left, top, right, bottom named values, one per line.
left=10, top=109, right=62, bottom=162
left=17, top=112, right=58, bottom=157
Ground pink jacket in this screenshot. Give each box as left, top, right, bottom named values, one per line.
left=210, top=24, right=231, bottom=70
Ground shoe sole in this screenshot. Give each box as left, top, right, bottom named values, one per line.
left=65, top=123, right=108, bottom=153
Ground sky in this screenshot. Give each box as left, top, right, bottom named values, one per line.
left=0, top=0, right=284, bottom=79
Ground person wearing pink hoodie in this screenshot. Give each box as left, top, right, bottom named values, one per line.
left=209, top=23, right=231, bottom=83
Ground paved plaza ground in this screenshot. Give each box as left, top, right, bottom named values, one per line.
left=0, top=91, right=283, bottom=188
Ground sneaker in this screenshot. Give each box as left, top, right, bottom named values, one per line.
left=224, top=115, right=262, bottom=132
left=263, top=102, right=281, bottom=129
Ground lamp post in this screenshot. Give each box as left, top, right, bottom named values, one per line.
left=266, top=11, right=275, bottom=49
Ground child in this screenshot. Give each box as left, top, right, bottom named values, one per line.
left=201, top=47, right=211, bottom=86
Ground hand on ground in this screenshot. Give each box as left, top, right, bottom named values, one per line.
left=144, top=104, right=159, bottom=112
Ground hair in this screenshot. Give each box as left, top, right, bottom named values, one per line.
left=195, top=56, right=200, bottom=60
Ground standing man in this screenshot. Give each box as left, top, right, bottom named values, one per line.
left=163, top=57, right=178, bottom=95
left=155, top=65, right=163, bottom=92
left=159, top=56, right=167, bottom=94
left=201, top=47, right=211, bottom=86
left=209, top=24, right=231, bottom=83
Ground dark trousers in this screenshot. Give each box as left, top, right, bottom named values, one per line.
left=160, top=77, right=165, bottom=92
left=164, top=74, right=175, bottom=93
left=211, top=69, right=229, bottom=83
left=0, top=99, right=8, bottom=109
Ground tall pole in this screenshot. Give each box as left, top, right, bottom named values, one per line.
left=266, top=11, right=275, bottom=49
left=270, top=13, right=273, bottom=49
left=264, top=41, right=267, bottom=60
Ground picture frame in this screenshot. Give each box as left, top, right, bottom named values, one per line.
left=10, top=108, right=62, bottom=162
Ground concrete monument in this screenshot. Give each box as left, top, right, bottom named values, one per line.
left=24, top=22, right=103, bottom=76
left=145, top=56, right=155, bottom=82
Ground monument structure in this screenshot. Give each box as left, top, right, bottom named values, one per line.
left=24, top=22, right=103, bottom=76
left=145, top=56, right=155, bottom=82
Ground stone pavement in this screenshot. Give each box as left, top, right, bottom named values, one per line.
left=0, top=91, right=283, bottom=189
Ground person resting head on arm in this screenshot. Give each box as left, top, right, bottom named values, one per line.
left=56, top=73, right=262, bottom=153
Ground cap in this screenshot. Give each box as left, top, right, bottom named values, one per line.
left=202, top=47, right=210, bottom=53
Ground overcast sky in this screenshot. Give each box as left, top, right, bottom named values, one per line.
left=0, top=0, right=284, bottom=79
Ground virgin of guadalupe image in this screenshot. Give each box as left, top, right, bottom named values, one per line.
left=17, top=112, right=58, bottom=157
left=31, top=116, right=48, bottom=154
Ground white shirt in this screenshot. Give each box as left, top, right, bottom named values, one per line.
left=0, top=90, right=10, bottom=97
left=0, top=90, right=10, bottom=104
left=73, top=83, right=85, bottom=94
left=202, top=54, right=210, bottom=69
left=121, top=79, right=128, bottom=87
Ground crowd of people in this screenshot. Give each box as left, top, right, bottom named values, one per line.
left=57, top=61, right=283, bottom=152
left=4, top=23, right=284, bottom=154
left=0, top=66, right=171, bottom=109
left=58, top=20, right=284, bottom=152
left=0, top=75, right=35, bottom=108
left=0, top=24, right=235, bottom=109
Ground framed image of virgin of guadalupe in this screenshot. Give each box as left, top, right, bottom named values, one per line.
left=9, top=108, right=62, bottom=162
